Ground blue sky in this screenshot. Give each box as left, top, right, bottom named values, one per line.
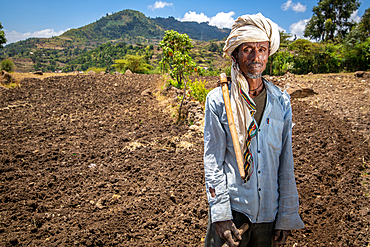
left=1, top=0, right=369, bottom=44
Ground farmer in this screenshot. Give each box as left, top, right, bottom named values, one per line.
left=203, top=13, right=304, bottom=247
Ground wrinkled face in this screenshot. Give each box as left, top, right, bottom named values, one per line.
left=234, top=41, right=270, bottom=79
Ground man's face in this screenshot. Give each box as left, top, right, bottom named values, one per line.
left=234, top=41, right=270, bottom=79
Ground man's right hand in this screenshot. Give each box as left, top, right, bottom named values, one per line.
left=215, top=220, right=242, bottom=247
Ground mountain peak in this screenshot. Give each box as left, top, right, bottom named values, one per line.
left=60, top=9, right=229, bottom=44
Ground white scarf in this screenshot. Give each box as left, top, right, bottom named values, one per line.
left=230, top=63, right=255, bottom=156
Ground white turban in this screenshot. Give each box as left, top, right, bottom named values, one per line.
left=223, top=13, right=280, bottom=58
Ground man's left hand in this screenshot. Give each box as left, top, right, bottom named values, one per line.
left=273, top=229, right=291, bottom=245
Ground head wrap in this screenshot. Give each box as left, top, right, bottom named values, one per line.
left=223, top=13, right=280, bottom=58
left=223, top=13, right=280, bottom=182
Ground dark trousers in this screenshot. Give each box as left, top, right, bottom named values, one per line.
left=204, top=209, right=275, bottom=247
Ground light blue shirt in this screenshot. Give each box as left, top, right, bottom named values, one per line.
left=203, top=79, right=304, bottom=230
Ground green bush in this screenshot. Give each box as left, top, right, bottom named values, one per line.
left=315, top=42, right=343, bottom=73
left=85, top=67, right=106, bottom=73
left=223, top=66, right=231, bottom=77
left=271, top=51, right=294, bottom=76
left=113, top=55, right=153, bottom=74
left=288, top=39, right=320, bottom=74
left=1, top=59, right=15, bottom=72
left=344, top=36, right=370, bottom=71
left=187, top=78, right=210, bottom=104
left=201, top=69, right=220, bottom=76
left=167, top=78, right=183, bottom=89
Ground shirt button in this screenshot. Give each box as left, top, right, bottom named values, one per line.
left=258, top=188, right=261, bottom=191
left=258, top=128, right=261, bottom=132
left=258, top=150, right=261, bottom=153
left=258, top=170, right=261, bottom=174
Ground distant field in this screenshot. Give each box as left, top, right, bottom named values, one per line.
left=10, top=72, right=81, bottom=82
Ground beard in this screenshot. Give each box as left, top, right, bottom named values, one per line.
left=246, top=72, right=262, bottom=79
left=245, top=61, right=263, bottom=79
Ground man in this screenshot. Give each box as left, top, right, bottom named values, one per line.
left=203, top=13, right=304, bottom=247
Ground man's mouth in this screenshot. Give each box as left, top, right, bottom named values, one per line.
left=248, top=62, right=263, bottom=68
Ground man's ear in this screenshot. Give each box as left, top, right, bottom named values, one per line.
left=232, top=47, right=238, bottom=62
left=233, top=52, right=238, bottom=62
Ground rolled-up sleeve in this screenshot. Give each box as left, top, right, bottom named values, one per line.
left=275, top=93, right=304, bottom=230
left=203, top=90, right=233, bottom=223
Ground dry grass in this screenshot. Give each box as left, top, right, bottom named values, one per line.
left=153, top=74, right=180, bottom=122
left=123, top=141, right=146, bottom=151
left=1, top=72, right=85, bottom=91
left=10, top=72, right=79, bottom=82
left=169, top=132, right=195, bottom=151
left=122, top=131, right=196, bottom=153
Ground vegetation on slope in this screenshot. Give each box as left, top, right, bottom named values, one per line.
left=1, top=4, right=369, bottom=75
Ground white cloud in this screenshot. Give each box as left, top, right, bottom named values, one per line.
left=148, top=1, right=173, bottom=11
left=180, top=11, right=210, bottom=23
left=292, top=3, right=306, bottom=13
left=282, top=0, right=306, bottom=13
left=178, top=11, right=235, bottom=29
left=289, top=19, right=309, bottom=38
left=5, top=28, right=68, bottom=44
left=209, top=12, right=235, bottom=29
left=349, top=10, right=361, bottom=23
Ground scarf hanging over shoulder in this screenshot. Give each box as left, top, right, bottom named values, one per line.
left=230, top=62, right=258, bottom=182
left=224, top=13, right=280, bottom=182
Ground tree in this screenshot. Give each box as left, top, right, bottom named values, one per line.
left=159, top=30, right=196, bottom=88
left=159, top=30, right=203, bottom=123
left=359, top=7, right=370, bottom=39
left=267, top=31, right=293, bottom=75
left=304, top=0, right=360, bottom=41
left=0, top=23, right=6, bottom=48
left=279, top=31, right=293, bottom=48
left=344, top=36, right=370, bottom=71
left=113, top=54, right=152, bottom=74
left=344, top=7, right=370, bottom=69
left=208, top=41, right=220, bottom=53
left=288, top=39, right=320, bottom=74
left=1, top=59, right=15, bottom=72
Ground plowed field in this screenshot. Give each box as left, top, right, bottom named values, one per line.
left=1, top=73, right=369, bottom=246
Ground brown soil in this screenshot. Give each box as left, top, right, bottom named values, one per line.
left=0, top=73, right=369, bottom=246
left=269, top=73, right=370, bottom=141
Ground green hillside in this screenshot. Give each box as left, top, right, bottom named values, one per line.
left=0, top=9, right=230, bottom=72
left=60, top=9, right=229, bottom=45
left=61, top=10, right=164, bottom=45
left=64, top=42, right=156, bottom=73
left=1, top=9, right=230, bottom=56
left=63, top=39, right=228, bottom=75
left=154, top=17, right=229, bottom=41
left=3, top=7, right=367, bottom=75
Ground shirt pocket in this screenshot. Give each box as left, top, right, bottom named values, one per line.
left=220, top=111, right=230, bottom=135
left=266, top=118, right=284, bottom=151
left=220, top=111, right=228, bottom=125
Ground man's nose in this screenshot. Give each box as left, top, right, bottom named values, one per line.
left=250, top=49, right=259, bottom=61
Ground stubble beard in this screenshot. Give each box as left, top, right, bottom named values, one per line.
left=246, top=61, right=264, bottom=79
left=246, top=72, right=262, bottom=79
